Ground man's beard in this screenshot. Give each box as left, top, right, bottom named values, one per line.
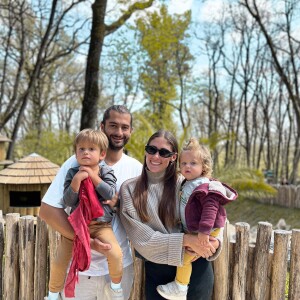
left=107, top=135, right=129, bottom=151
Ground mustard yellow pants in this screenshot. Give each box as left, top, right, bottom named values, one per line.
left=176, top=228, right=220, bottom=285
left=49, top=221, right=123, bottom=292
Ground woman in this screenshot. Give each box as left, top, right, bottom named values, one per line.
left=120, top=130, right=221, bottom=300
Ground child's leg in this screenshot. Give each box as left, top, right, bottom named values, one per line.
left=210, top=228, right=221, bottom=238
left=175, top=251, right=195, bottom=285
left=156, top=251, right=194, bottom=299
left=49, top=236, right=73, bottom=293
left=89, top=222, right=123, bottom=283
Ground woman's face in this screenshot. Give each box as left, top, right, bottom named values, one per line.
left=145, top=137, right=177, bottom=173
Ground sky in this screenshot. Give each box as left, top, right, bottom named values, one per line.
left=69, top=0, right=226, bottom=87
left=102, top=0, right=222, bottom=24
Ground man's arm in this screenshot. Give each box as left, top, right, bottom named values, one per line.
left=39, top=201, right=112, bottom=252
left=39, top=202, right=74, bottom=240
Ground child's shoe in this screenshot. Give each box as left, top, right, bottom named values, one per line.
left=44, top=291, right=61, bottom=300
left=104, top=282, right=124, bottom=300
left=157, top=281, right=188, bottom=300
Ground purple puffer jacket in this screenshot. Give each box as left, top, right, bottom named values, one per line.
left=184, top=180, right=238, bottom=235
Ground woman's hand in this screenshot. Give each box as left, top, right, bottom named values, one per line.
left=183, top=233, right=218, bottom=259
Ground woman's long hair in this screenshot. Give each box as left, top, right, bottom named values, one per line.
left=133, top=130, right=179, bottom=229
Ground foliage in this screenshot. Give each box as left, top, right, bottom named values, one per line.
left=125, top=110, right=195, bottom=162
left=135, top=5, right=192, bottom=130
left=15, top=130, right=74, bottom=165
left=125, top=112, right=156, bottom=162
left=216, top=167, right=277, bottom=199
left=200, top=131, right=235, bottom=154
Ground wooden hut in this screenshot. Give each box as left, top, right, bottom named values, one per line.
left=0, top=153, right=59, bottom=215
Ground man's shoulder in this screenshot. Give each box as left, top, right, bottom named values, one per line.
left=120, top=153, right=143, bottom=172
left=61, top=155, right=78, bottom=169
left=122, top=153, right=142, bottom=165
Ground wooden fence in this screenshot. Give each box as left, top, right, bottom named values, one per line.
left=0, top=213, right=300, bottom=300
left=261, top=185, right=300, bottom=209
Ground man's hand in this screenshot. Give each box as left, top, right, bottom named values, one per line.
left=90, top=237, right=112, bottom=255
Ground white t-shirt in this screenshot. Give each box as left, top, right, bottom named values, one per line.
left=42, top=153, right=143, bottom=276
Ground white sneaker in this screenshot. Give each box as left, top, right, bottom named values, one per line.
left=104, top=283, right=124, bottom=300
left=44, top=293, right=62, bottom=300
left=157, top=281, right=188, bottom=300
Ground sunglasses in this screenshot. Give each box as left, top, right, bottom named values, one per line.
left=145, top=145, right=175, bottom=158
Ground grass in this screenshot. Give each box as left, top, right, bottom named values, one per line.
left=226, top=198, right=300, bottom=230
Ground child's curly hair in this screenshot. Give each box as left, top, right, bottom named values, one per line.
left=181, top=137, right=213, bottom=178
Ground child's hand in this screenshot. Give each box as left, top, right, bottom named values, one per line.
left=197, top=232, right=210, bottom=246
left=102, top=193, right=119, bottom=209
left=74, top=170, right=89, bottom=181
left=79, top=165, right=99, bottom=179
left=79, top=165, right=100, bottom=187
left=71, top=170, right=89, bottom=192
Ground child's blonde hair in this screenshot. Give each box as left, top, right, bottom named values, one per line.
left=73, top=129, right=108, bottom=153
left=181, top=137, right=213, bottom=178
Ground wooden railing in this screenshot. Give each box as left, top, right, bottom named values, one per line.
left=0, top=213, right=299, bottom=300
left=261, top=185, right=300, bottom=209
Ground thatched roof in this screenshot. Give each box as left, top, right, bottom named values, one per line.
left=0, top=153, right=59, bottom=184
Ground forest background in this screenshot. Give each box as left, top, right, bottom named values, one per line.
left=1, top=0, right=300, bottom=188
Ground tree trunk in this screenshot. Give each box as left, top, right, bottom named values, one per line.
left=80, top=0, right=107, bottom=130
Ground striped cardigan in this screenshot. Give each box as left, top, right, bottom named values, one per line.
left=119, top=169, right=222, bottom=267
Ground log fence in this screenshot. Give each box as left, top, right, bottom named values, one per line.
left=0, top=213, right=299, bottom=300
left=263, top=185, right=300, bottom=209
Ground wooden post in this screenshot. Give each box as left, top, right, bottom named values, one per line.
left=34, top=216, right=48, bottom=300
left=47, top=227, right=61, bottom=297
left=130, top=256, right=145, bottom=300
left=288, top=229, right=300, bottom=300
left=270, top=230, right=290, bottom=300
left=228, top=241, right=235, bottom=298
left=19, top=216, right=35, bottom=300
left=0, top=217, right=4, bottom=300
left=4, top=213, right=20, bottom=300
left=232, top=222, right=250, bottom=300
left=251, top=221, right=272, bottom=300
left=212, top=222, right=229, bottom=299
left=296, top=186, right=300, bottom=209
left=48, top=226, right=61, bottom=263
left=246, top=245, right=255, bottom=300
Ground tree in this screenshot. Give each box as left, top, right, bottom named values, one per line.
left=80, top=0, right=155, bottom=129
left=0, top=0, right=88, bottom=159
left=135, top=5, right=193, bottom=131
left=241, top=0, right=300, bottom=182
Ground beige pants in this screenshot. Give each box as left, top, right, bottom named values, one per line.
left=49, top=221, right=123, bottom=292
left=60, top=264, right=134, bottom=300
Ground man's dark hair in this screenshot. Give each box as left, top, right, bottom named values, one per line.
left=101, top=105, right=132, bottom=127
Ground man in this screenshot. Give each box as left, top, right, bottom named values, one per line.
left=39, top=105, right=143, bottom=300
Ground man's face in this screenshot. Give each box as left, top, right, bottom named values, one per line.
left=101, top=111, right=132, bottom=151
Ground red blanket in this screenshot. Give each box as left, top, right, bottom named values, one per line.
left=64, top=177, right=104, bottom=297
